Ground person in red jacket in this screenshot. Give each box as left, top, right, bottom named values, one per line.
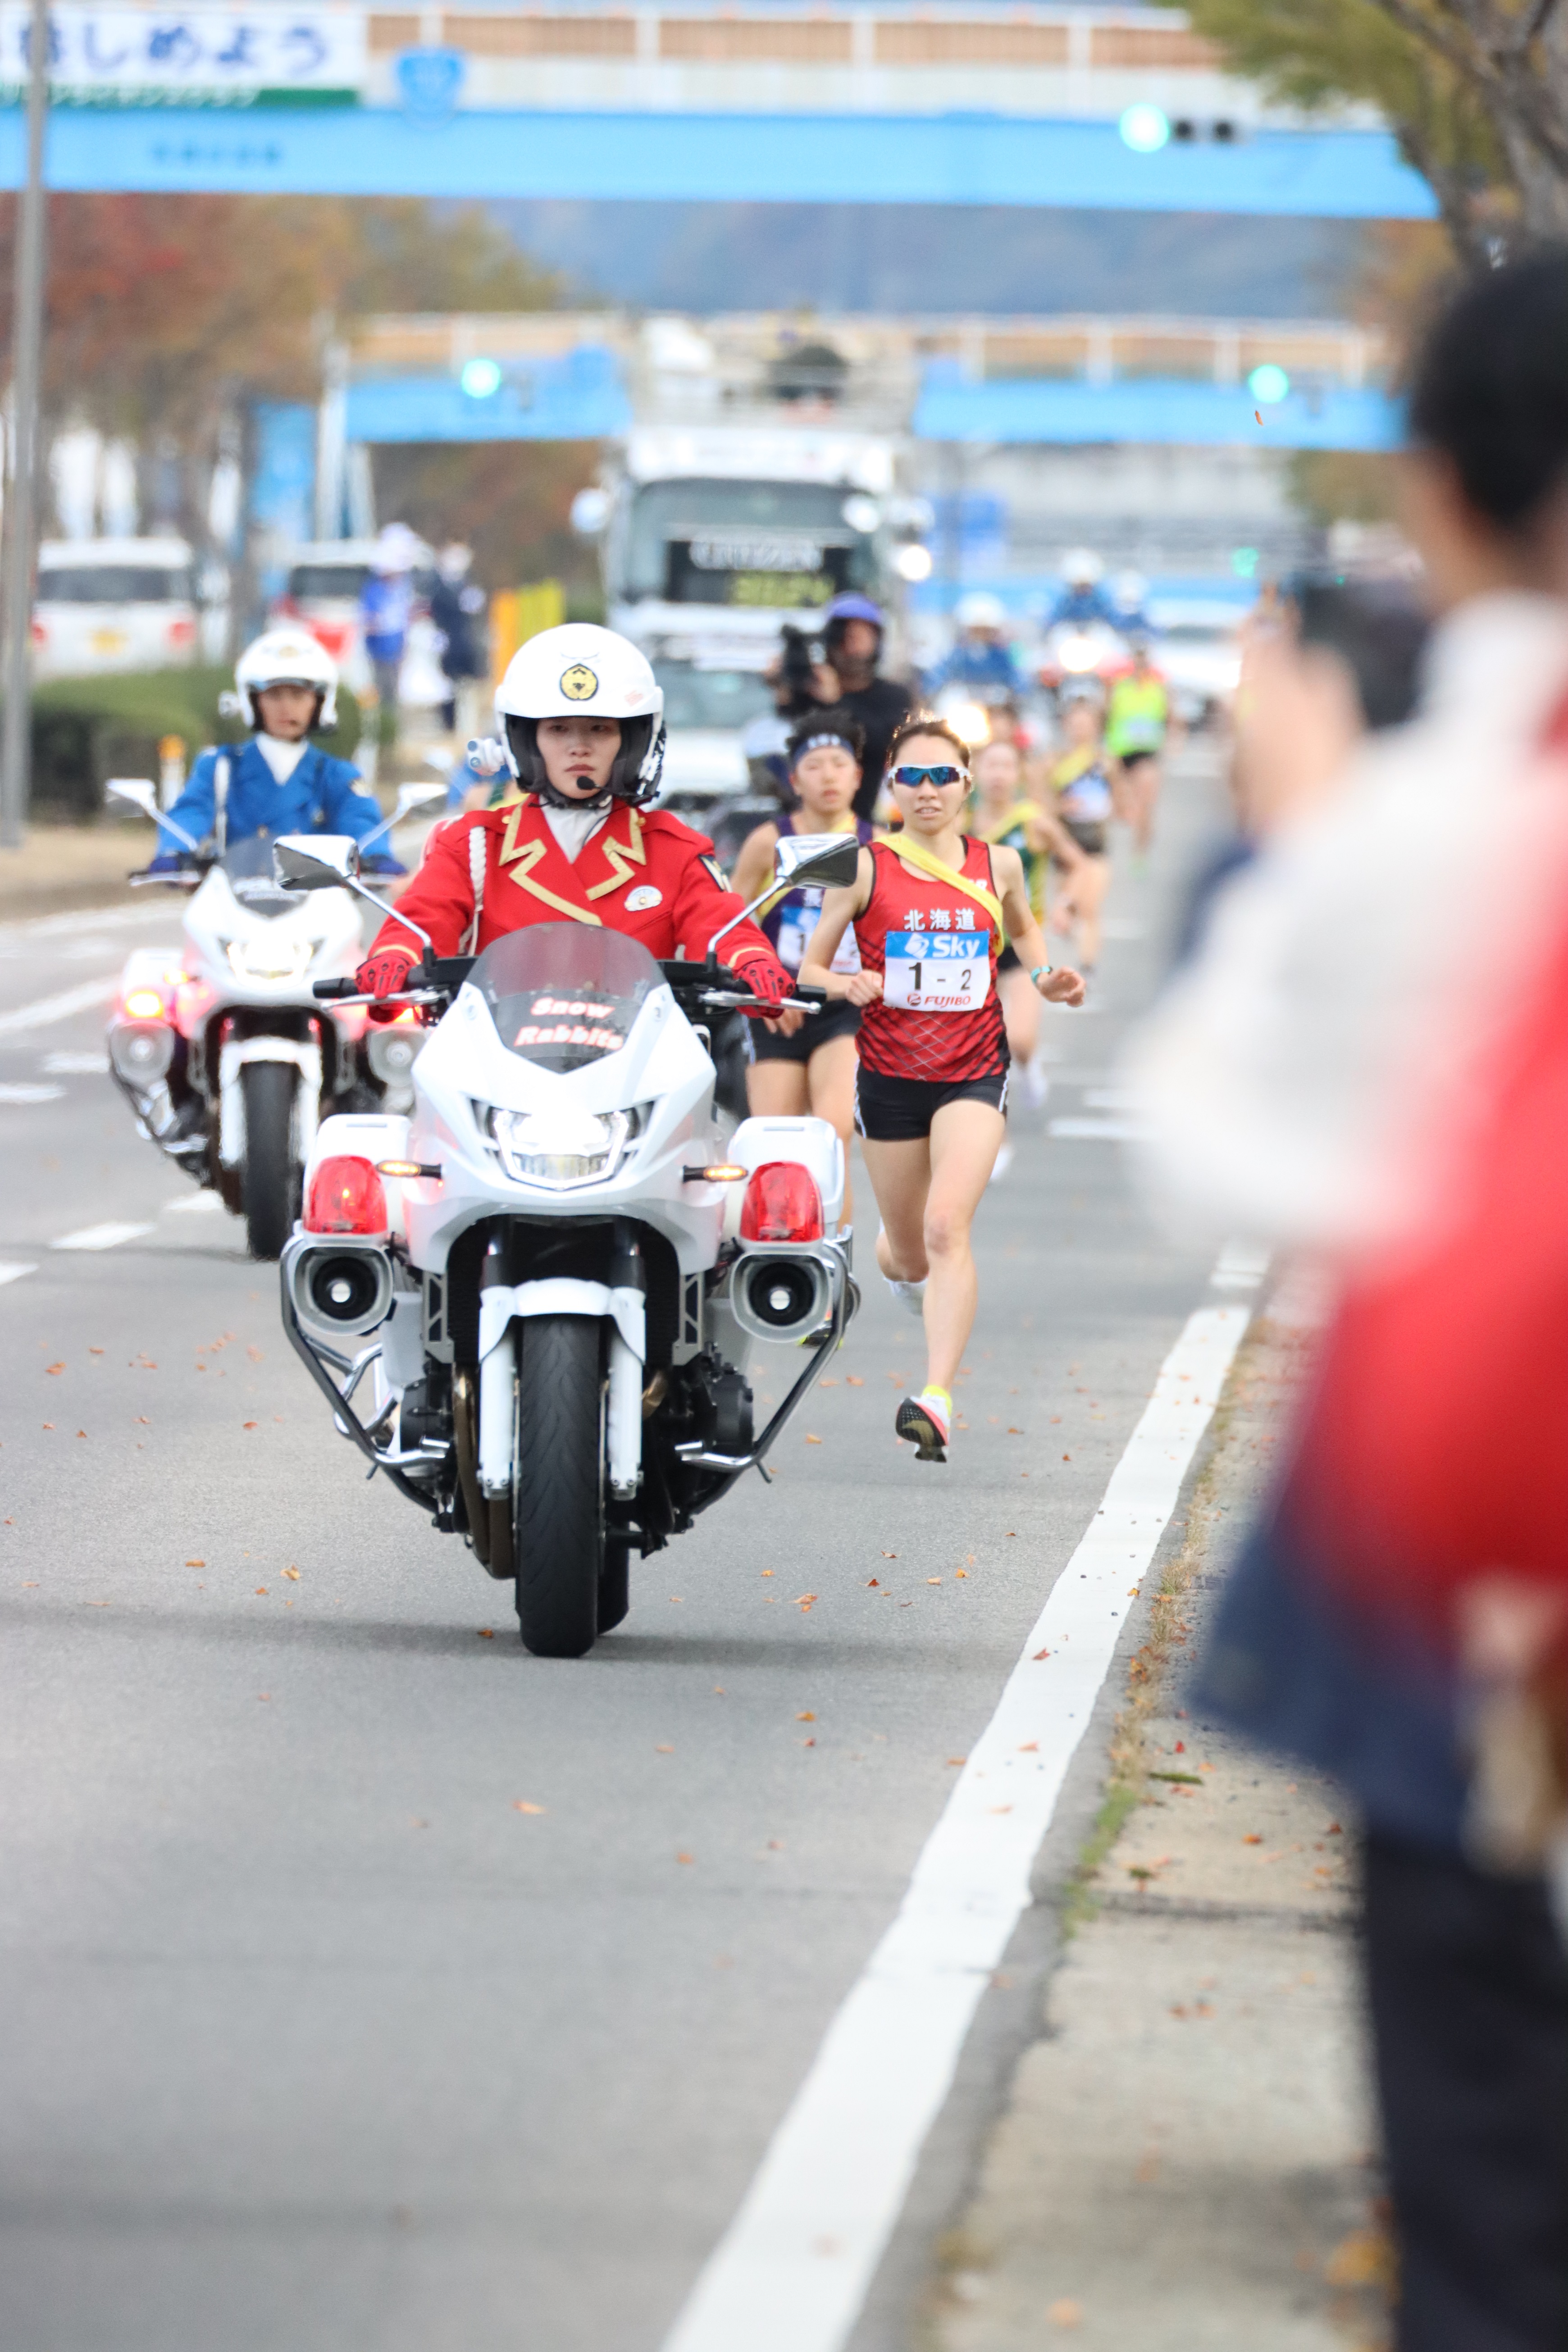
left=356, top=624, right=793, bottom=1009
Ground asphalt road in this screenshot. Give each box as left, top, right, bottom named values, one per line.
left=1, top=755, right=1232, bottom=2352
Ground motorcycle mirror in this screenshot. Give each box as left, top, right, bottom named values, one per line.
left=273, top=834, right=362, bottom=892
left=392, top=781, right=446, bottom=820
left=774, top=832, right=862, bottom=891
left=106, top=778, right=160, bottom=822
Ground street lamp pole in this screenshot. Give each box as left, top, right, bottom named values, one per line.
left=0, top=0, right=52, bottom=851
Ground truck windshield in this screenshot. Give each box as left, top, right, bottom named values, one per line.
left=37, top=565, right=193, bottom=604
left=626, top=479, right=877, bottom=608
left=471, top=923, right=663, bottom=1071
left=654, top=665, right=776, bottom=730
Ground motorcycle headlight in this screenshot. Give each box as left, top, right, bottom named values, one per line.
left=487, top=1105, right=633, bottom=1190
left=226, top=935, right=314, bottom=984
left=1058, top=633, right=1099, bottom=674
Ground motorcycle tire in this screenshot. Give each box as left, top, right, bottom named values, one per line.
left=513, top=1315, right=605, bottom=1659
left=241, top=1061, right=298, bottom=1262
left=598, top=1540, right=631, bottom=1634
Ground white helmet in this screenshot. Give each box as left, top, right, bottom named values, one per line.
left=955, top=591, right=1007, bottom=633
left=1061, top=547, right=1104, bottom=586
left=235, top=626, right=338, bottom=731
left=495, top=623, right=665, bottom=804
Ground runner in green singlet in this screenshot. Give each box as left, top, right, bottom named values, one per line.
left=971, top=735, right=1088, bottom=1078
left=1104, top=634, right=1175, bottom=860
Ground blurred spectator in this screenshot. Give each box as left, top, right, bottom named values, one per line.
left=429, top=543, right=488, bottom=738
left=360, top=524, right=419, bottom=748
left=1125, top=250, right=1568, bottom=2352
left=1048, top=548, right=1118, bottom=629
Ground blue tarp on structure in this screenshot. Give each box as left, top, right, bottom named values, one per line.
left=344, top=350, right=630, bottom=444
left=915, top=364, right=1404, bottom=450
left=0, top=104, right=1436, bottom=216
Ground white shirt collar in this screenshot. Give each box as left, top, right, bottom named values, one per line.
left=542, top=801, right=611, bottom=862
left=254, top=734, right=309, bottom=783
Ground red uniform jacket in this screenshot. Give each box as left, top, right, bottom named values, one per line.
left=369, top=794, right=776, bottom=973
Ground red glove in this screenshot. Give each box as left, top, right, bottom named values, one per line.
left=356, top=948, right=418, bottom=1001
left=732, top=950, right=795, bottom=1017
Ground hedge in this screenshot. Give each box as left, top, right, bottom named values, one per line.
left=25, top=665, right=363, bottom=820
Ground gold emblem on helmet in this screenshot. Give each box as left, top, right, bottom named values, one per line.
left=559, top=663, right=599, bottom=702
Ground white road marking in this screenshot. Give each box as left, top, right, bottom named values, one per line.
left=0, top=1082, right=65, bottom=1103
left=0, top=978, right=116, bottom=1038
left=1211, top=1239, right=1270, bottom=1291
left=0, top=900, right=172, bottom=942
left=661, top=1300, right=1251, bottom=2352
left=0, top=1261, right=37, bottom=1287
left=1083, top=1088, right=1146, bottom=1111
left=1048, top=1115, right=1154, bottom=1142
left=51, top=1222, right=153, bottom=1252
left=164, top=1190, right=225, bottom=1214
left=42, top=1050, right=109, bottom=1075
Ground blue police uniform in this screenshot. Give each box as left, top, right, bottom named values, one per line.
left=930, top=639, right=1023, bottom=696
left=1049, top=583, right=1120, bottom=629
left=152, top=741, right=402, bottom=872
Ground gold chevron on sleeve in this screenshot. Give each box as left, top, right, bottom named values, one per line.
left=583, top=807, right=647, bottom=900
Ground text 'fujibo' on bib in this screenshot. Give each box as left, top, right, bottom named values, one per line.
left=882, top=929, right=989, bottom=1012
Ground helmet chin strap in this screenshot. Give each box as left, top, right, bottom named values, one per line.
left=533, top=776, right=615, bottom=812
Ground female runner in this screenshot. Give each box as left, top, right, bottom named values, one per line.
left=729, top=714, right=874, bottom=1225
left=1044, top=692, right=1116, bottom=980
left=971, top=732, right=1087, bottom=1075
left=799, top=716, right=1085, bottom=1461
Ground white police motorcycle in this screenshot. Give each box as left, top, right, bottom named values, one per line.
left=103, top=775, right=444, bottom=1258
left=272, top=827, right=860, bottom=1658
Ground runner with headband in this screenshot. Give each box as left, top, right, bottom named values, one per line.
left=729, top=713, right=874, bottom=1226
left=799, top=715, right=1085, bottom=1461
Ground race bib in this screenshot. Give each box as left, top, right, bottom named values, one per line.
left=883, top=930, right=989, bottom=1012
left=778, top=893, right=860, bottom=976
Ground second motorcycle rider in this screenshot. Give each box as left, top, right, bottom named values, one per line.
left=357, top=624, right=794, bottom=1012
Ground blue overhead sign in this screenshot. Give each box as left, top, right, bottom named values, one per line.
left=914, top=364, right=1404, bottom=450
left=0, top=102, right=1436, bottom=215
left=344, top=348, right=631, bottom=443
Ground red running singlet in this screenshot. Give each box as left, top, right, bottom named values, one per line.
left=853, top=836, right=1007, bottom=1084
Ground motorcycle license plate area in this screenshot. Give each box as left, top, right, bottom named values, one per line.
left=474, top=925, right=661, bottom=1071
left=882, top=930, right=989, bottom=1013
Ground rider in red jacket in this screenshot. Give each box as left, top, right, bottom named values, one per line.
left=356, top=624, right=792, bottom=1007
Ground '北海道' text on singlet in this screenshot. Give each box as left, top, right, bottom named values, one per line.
left=853, top=836, right=1007, bottom=1083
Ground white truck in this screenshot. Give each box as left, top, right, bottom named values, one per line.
left=582, top=424, right=903, bottom=671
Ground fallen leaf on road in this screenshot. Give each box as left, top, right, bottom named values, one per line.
left=1006, top=1530, right=1017, bottom=1537
left=513, top=1800, right=545, bottom=1814
left=1018, top=1741, right=1039, bottom=1752
left=676, top=1850, right=694, bottom=1864
left=946, top=1755, right=966, bottom=1767
left=283, top=1567, right=300, bottom=1582
left=656, top=1743, right=674, bottom=1753
left=880, top=1549, right=897, bottom=1558
left=796, top=1710, right=815, bottom=1721
left=243, top=1421, right=259, bottom=1431
left=1007, top=1426, right=1022, bottom=1435
left=713, top=1686, right=725, bottom=1695
left=845, top=1375, right=864, bottom=1386
left=476, top=1628, right=495, bottom=1638
left=761, top=1568, right=774, bottom=1577
left=955, top=1569, right=968, bottom=1579
left=817, top=1378, right=839, bottom=1388
left=254, top=1586, right=268, bottom=1595
left=1048, top=2302, right=1082, bottom=2329
left=89, top=1347, right=103, bottom=1356
left=795, top=1593, right=817, bottom=1608
left=804, top=1433, right=822, bottom=1444
left=41, top=1423, right=54, bottom=1431
left=246, top=1346, right=264, bottom=1361
left=1033, top=1646, right=1052, bottom=1660
left=46, top=1363, right=64, bottom=1376
left=136, top=1417, right=150, bottom=1426
left=258, top=1692, right=271, bottom=1701
left=1062, top=1452, right=1071, bottom=1461
left=1243, top=1833, right=1263, bottom=1845
left=866, top=1577, right=879, bottom=1587
left=927, top=1576, right=941, bottom=1585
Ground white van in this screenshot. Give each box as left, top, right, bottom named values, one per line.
left=32, top=538, right=201, bottom=679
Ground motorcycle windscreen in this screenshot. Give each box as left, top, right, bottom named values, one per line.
left=471, top=923, right=662, bottom=1072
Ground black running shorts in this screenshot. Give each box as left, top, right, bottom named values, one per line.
left=854, top=1064, right=1010, bottom=1141
left=749, top=997, right=862, bottom=1065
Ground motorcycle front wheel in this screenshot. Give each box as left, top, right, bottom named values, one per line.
left=513, top=1315, right=605, bottom=1658
left=241, top=1061, right=299, bottom=1261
